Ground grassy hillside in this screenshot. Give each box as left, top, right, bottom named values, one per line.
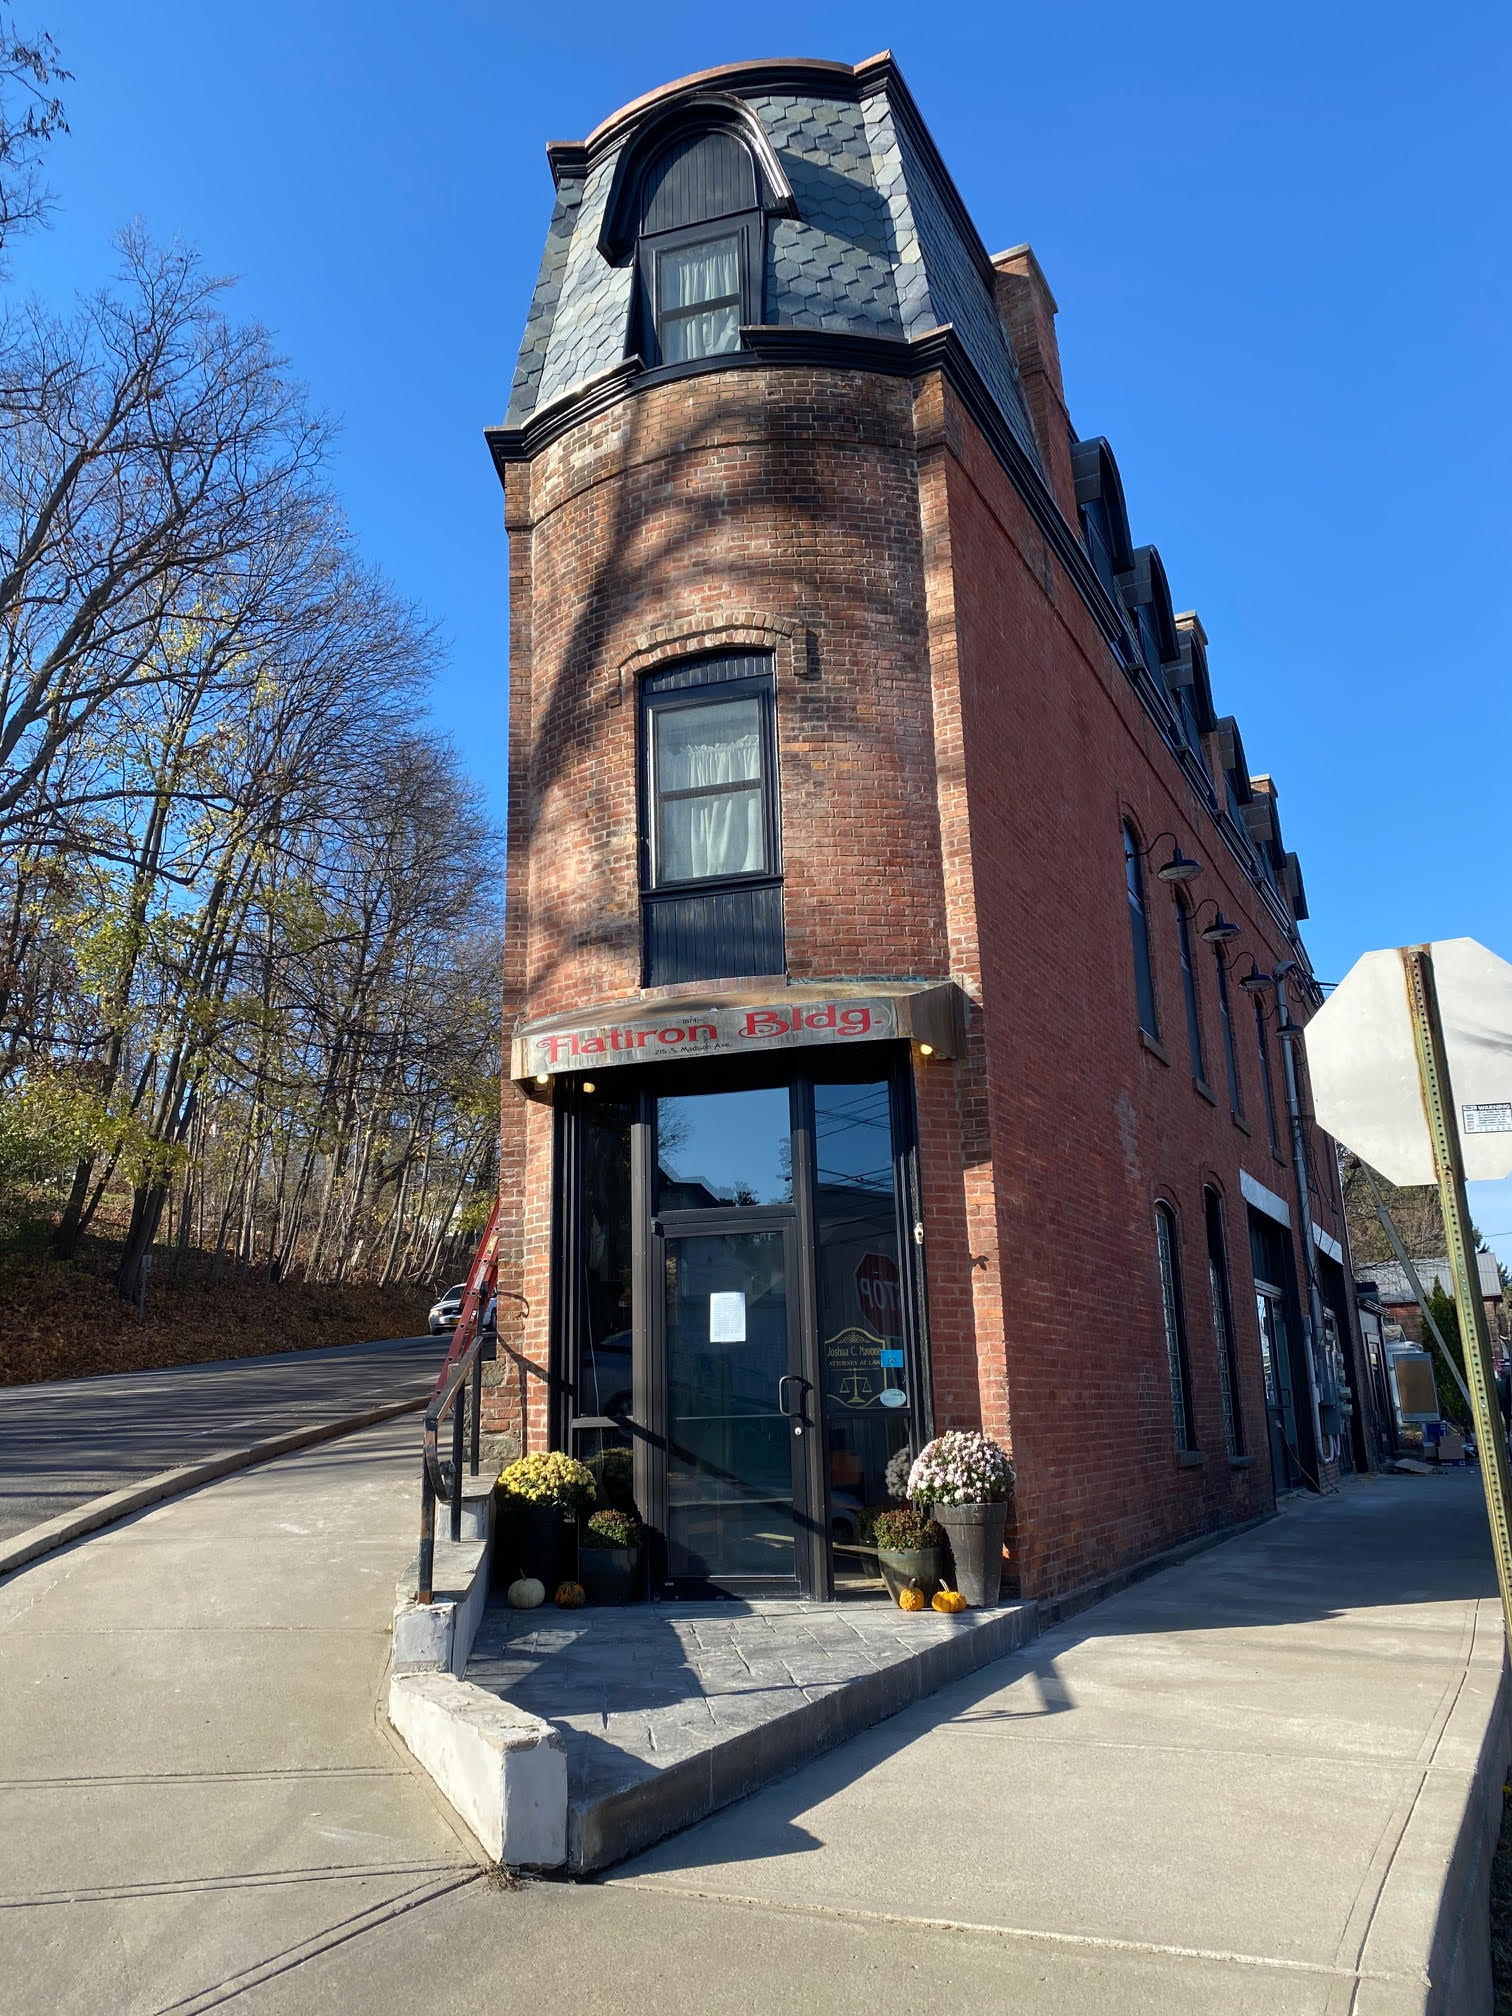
left=0, top=1231, right=433, bottom=1386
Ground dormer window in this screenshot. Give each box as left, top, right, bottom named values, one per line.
left=654, top=231, right=743, bottom=362
left=636, top=126, right=761, bottom=368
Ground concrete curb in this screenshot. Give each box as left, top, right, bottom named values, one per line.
left=1356, top=1595, right=1511, bottom=2014
left=388, top=1670, right=568, bottom=1868
left=0, top=1391, right=429, bottom=1582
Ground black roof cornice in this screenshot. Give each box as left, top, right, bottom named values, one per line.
left=542, top=52, right=1002, bottom=294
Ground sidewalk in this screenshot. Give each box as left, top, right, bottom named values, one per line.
left=2, top=1420, right=1504, bottom=2014
left=0, top=1415, right=480, bottom=2016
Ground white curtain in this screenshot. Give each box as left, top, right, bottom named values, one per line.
left=661, top=238, right=740, bottom=362
left=658, top=699, right=764, bottom=881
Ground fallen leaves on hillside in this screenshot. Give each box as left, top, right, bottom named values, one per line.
left=0, top=1239, right=433, bottom=1386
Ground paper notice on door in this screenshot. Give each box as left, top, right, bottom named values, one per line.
left=709, top=1291, right=747, bottom=1342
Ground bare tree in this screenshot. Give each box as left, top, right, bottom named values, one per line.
left=0, top=12, right=67, bottom=259
left=0, top=231, right=327, bottom=837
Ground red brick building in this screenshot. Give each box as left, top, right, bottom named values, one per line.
left=481, top=53, right=1376, bottom=1602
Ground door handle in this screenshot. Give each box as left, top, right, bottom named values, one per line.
left=777, top=1375, right=810, bottom=1421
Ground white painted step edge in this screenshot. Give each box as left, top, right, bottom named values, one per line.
left=389, top=1669, right=568, bottom=1869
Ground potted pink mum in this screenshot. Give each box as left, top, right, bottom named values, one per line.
left=907, top=1431, right=1014, bottom=1607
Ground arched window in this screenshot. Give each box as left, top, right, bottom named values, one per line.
left=1123, top=824, right=1158, bottom=1039
left=1214, top=944, right=1243, bottom=1118
left=1174, top=894, right=1206, bottom=1085
left=1254, top=995, right=1281, bottom=1155
left=1204, top=1187, right=1244, bottom=1459
left=636, top=127, right=761, bottom=367
left=1155, top=1203, right=1196, bottom=1453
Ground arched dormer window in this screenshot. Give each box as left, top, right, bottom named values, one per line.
left=635, top=126, right=762, bottom=367
left=1071, top=437, right=1133, bottom=599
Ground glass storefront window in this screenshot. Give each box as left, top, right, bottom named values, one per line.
left=813, top=1081, right=910, bottom=1584
left=656, top=1087, right=792, bottom=1208
left=576, top=1097, right=634, bottom=1421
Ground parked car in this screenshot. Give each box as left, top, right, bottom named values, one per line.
left=428, top=1283, right=468, bottom=1334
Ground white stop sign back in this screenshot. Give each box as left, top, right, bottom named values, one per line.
left=1304, top=937, right=1512, bottom=1185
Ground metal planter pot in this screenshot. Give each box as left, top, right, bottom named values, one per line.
left=934, top=1501, right=1008, bottom=1607
left=876, top=1546, right=946, bottom=1606
left=579, top=1544, right=641, bottom=1605
left=496, top=1499, right=578, bottom=1592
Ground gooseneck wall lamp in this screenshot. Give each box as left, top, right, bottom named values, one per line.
left=1238, top=960, right=1274, bottom=995
left=1139, top=830, right=1204, bottom=884
left=1192, top=899, right=1241, bottom=944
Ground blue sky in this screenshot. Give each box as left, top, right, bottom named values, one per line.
left=26, top=4, right=1512, bottom=1253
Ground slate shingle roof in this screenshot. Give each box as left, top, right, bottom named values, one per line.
left=504, top=66, right=1041, bottom=470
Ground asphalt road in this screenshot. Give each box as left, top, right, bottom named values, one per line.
left=0, top=1334, right=450, bottom=1543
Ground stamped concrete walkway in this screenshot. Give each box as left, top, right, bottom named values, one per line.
left=2, top=1411, right=1504, bottom=2014
left=466, top=1590, right=1034, bottom=1868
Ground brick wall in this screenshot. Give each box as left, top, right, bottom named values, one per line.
left=487, top=355, right=1350, bottom=1598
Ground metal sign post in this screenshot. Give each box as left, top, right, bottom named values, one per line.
left=1401, top=944, right=1512, bottom=1660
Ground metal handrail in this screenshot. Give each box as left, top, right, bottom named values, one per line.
left=417, top=1200, right=499, bottom=1605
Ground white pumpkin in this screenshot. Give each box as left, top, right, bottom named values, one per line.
left=507, top=1574, right=545, bottom=1610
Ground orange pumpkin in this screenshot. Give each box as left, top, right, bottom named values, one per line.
left=932, top=1587, right=967, bottom=1614
left=897, top=1581, right=927, bottom=1613
left=554, top=1580, right=586, bottom=1608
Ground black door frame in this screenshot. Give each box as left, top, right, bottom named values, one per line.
left=649, top=1208, right=825, bottom=1597
left=552, top=1043, right=932, bottom=1600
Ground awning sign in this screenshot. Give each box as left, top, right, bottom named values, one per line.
left=523, top=997, right=897, bottom=1078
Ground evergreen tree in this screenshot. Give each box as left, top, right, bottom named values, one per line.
left=1421, top=1280, right=1469, bottom=1426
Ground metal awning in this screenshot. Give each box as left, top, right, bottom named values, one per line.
left=510, top=979, right=963, bottom=1085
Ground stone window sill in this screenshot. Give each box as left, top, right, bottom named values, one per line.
left=1193, top=1077, right=1217, bottom=1105
left=1228, top=1454, right=1256, bottom=1470
left=1176, top=1449, right=1206, bottom=1469
left=1140, top=1030, right=1170, bottom=1065
left=1231, top=1112, right=1252, bottom=1137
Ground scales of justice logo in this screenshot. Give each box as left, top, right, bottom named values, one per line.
left=826, top=1253, right=907, bottom=1408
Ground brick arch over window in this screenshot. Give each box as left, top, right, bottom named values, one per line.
left=598, top=616, right=811, bottom=711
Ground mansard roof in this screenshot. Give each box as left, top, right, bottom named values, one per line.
left=504, top=53, right=1042, bottom=471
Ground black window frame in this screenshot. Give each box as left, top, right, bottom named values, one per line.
left=640, top=660, right=780, bottom=897
left=1123, top=822, right=1160, bottom=1041
left=1204, top=1186, right=1245, bottom=1458
left=638, top=653, right=785, bottom=987
left=1155, top=1200, right=1197, bottom=1453
left=1254, top=995, right=1281, bottom=1155
left=1174, top=893, right=1208, bottom=1088
left=1214, top=943, right=1243, bottom=1118
left=638, top=213, right=761, bottom=370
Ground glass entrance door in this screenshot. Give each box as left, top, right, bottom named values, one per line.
left=1256, top=1283, right=1301, bottom=1490
left=660, top=1222, right=811, bottom=1589
left=651, top=1084, right=817, bottom=1594
left=560, top=1063, right=927, bottom=1600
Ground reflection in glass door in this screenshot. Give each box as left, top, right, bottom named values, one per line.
left=1256, top=1282, right=1300, bottom=1489
left=813, top=1081, right=912, bottom=1585
left=661, top=1223, right=807, bottom=1587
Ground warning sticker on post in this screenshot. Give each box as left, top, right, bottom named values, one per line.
left=1463, top=1103, right=1512, bottom=1134
left=709, top=1292, right=747, bottom=1343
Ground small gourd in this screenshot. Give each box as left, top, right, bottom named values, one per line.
left=932, top=1585, right=967, bottom=1614
left=554, top=1580, right=586, bottom=1609
left=897, top=1581, right=927, bottom=1613
left=507, top=1574, right=545, bottom=1610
